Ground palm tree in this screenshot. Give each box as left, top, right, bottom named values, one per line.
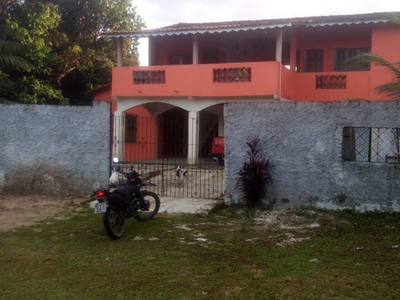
left=350, top=16, right=400, bottom=100
left=353, top=53, right=400, bottom=100
left=0, top=25, right=32, bottom=71
left=0, top=24, right=33, bottom=101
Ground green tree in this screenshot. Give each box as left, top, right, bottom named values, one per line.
left=6, top=1, right=68, bottom=104
left=0, top=24, right=33, bottom=101
left=45, top=0, right=145, bottom=105
left=0, top=0, right=14, bottom=21
left=4, top=0, right=144, bottom=105
left=0, top=25, right=32, bottom=71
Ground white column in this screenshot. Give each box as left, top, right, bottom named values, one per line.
left=117, top=37, right=123, bottom=67
left=193, top=35, right=199, bottom=65
left=275, top=29, right=283, bottom=99
left=113, top=111, right=126, bottom=161
left=188, top=111, right=200, bottom=165
left=275, top=29, right=283, bottom=64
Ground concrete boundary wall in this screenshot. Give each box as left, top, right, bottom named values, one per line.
left=224, top=101, right=400, bottom=211
left=0, top=101, right=111, bottom=196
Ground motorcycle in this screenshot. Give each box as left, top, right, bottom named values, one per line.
left=94, top=158, right=160, bottom=239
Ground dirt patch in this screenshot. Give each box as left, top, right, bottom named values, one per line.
left=0, top=194, right=85, bottom=231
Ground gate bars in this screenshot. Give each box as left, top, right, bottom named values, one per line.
left=112, top=114, right=224, bottom=199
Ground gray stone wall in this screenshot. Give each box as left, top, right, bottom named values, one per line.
left=224, top=101, right=400, bottom=211
left=0, top=101, right=111, bottom=196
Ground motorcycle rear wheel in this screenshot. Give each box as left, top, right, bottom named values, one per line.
left=133, top=191, right=160, bottom=221
left=103, top=205, right=126, bottom=239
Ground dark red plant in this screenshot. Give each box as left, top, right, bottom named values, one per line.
left=235, top=136, right=273, bottom=206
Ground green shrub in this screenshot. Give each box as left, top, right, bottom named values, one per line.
left=235, top=136, right=273, bottom=206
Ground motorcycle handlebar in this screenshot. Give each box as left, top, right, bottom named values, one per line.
left=122, top=170, right=140, bottom=180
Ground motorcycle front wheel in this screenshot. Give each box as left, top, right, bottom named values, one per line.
left=103, top=205, right=126, bottom=239
left=133, top=191, right=160, bottom=221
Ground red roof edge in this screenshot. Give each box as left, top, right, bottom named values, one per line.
left=86, top=83, right=112, bottom=95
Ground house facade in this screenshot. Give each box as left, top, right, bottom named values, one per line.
left=100, top=12, right=400, bottom=166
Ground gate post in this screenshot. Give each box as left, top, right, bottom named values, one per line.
left=188, top=111, right=200, bottom=165
left=113, top=111, right=125, bottom=161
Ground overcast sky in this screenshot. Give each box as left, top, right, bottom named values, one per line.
left=134, top=0, right=400, bottom=65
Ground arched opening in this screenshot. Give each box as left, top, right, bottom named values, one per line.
left=112, top=101, right=225, bottom=199
left=116, top=102, right=224, bottom=163
left=199, top=104, right=224, bottom=159
left=158, top=107, right=188, bottom=158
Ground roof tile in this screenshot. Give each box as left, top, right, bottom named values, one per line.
left=100, top=11, right=400, bottom=37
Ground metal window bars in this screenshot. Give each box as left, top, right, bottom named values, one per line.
left=342, top=127, right=400, bottom=163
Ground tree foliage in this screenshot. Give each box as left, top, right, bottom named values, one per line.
left=351, top=15, right=400, bottom=101
left=352, top=53, right=400, bottom=100
left=0, top=24, right=33, bottom=100
left=1, top=0, right=144, bottom=104
left=0, top=25, right=32, bottom=71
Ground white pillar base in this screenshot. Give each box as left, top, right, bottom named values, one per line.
left=188, top=111, right=200, bottom=165
left=113, top=111, right=126, bottom=161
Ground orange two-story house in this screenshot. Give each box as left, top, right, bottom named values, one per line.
left=99, top=12, right=400, bottom=164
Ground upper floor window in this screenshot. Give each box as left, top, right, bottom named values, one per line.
left=304, top=49, right=323, bottom=72
left=335, top=48, right=371, bottom=71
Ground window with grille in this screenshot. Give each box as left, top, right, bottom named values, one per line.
left=342, top=127, right=400, bottom=163
left=304, top=49, right=323, bottom=72
left=125, top=114, right=137, bottom=143
left=334, top=48, right=370, bottom=71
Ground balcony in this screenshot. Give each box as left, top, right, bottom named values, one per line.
left=283, top=70, right=372, bottom=101
left=113, top=62, right=374, bottom=101
left=112, top=62, right=280, bottom=99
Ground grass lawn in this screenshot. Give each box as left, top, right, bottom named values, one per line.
left=0, top=203, right=400, bottom=299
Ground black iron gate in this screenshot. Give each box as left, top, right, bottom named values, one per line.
left=113, top=112, right=224, bottom=199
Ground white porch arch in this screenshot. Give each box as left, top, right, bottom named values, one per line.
left=115, top=96, right=224, bottom=115
left=113, top=96, right=226, bottom=165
